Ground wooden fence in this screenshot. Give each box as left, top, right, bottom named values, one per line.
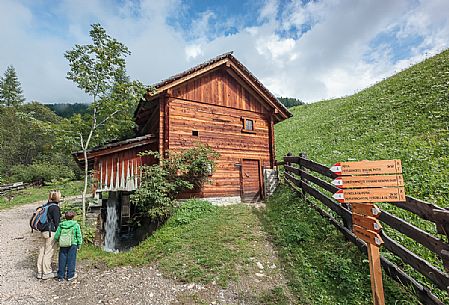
left=279, top=153, right=449, bottom=305
left=0, top=182, right=27, bottom=196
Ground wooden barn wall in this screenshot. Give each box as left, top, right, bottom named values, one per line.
left=93, top=143, right=158, bottom=192
left=168, top=98, right=271, bottom=198
left=171, top=69, right=271, bottom=115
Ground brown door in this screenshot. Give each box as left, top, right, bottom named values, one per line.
left=241, top=159, right=262, bottom=202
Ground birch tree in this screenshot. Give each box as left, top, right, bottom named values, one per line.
left=65, top=24, right=145, bottom=224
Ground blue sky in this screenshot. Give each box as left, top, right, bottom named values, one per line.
left=0, top=0, right=448, bottom=103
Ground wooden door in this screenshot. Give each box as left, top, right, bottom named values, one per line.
left=241, top=159, right=262, bottom=202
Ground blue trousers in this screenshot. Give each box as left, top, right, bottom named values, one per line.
left=57, top=245, right=77, bottom=279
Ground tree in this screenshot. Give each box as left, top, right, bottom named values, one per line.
left=64, top=24, right=146, bottom=224
left=0, top=65, right=25, bottom=107
left=277, top=97, right=304, bottom=108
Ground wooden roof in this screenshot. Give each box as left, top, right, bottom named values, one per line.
left=72, top=134, right=156, bottom=163
left=136, top=52, right=292, bottom=123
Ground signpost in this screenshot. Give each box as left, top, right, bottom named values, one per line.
left=330, top=160, right=402, bottom=176
left=332, top=187, right=406, bottom=203
left=331, top=175, right=404, bottom=188
left=330, top=159, right=406, bottom=305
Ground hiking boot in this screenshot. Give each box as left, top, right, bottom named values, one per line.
left=42, top=272, right=56, bottom=280
left=56, top=277, right=64, bottom=282
left=35, top=272, right=42, bottom=279
left=67, top=273, right=78, bottom=281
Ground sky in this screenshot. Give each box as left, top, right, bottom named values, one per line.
left=0, top=0, right=448, bottom=104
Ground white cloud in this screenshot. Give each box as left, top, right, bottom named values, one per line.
left=185, top=44, right=203, bottom=60
left=0, top=0, right=448, bottom=104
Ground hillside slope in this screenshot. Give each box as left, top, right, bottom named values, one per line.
left=275, top=49, right=449, bottom=207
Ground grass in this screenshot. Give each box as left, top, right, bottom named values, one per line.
left=0, top=180, right=83, bottom=210
left=262, top=186, right=419, bottom=305
left=79, top=199, right=282, bottom=288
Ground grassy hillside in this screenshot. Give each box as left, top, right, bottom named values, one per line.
left=276, top=49, right=449, bottom=207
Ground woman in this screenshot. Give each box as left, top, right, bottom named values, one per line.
left=36, top=190, right=61, bottom=280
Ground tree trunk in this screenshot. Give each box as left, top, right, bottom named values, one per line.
left=82, top=148, right=88, bottom=226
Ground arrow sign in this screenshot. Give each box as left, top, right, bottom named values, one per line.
left=352, top=203, right=381, bottom=217
left=352, top=213, right=382, bottom=232
left=330, top=160, right=402, bottom=176
left=331, top=175, right=404, bottom=189
left=332, top=187, right=406, bottom=203
left=353, top=225, right=384, bottom=246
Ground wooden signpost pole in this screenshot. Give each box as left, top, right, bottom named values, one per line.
left=367, top=242, right=385, bottom=305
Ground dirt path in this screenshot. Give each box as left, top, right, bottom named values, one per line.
left=0, top=200, right=293, bottom=305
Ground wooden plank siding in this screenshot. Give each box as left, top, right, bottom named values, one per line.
left=166, top=68, right=273, bottom=198
left=93, top=143, right=158, bottom=192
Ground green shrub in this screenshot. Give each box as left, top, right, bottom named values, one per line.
left=10, top=161, right=75, bottom=184
left=131, top=145, right=219, bottom=224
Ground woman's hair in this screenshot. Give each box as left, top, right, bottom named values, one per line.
left=65, top=211, right=76, bottom=220
left=48, top=190, right=61, bottom=203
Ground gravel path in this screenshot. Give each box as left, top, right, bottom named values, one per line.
left=0, top=200, right=293, bottom=305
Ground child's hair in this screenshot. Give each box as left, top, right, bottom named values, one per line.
left=48, top=190, right=61, bottom=203
left=65, top=211, right=76, bottom=220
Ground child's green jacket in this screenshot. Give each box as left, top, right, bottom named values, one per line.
left=54, top=220, right=83, bottom=247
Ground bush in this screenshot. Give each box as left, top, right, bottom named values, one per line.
left=10, top=161, right=75, bottom=184
left=131, top=145, right=219, bottom=224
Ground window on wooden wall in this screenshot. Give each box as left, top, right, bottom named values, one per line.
left=241, top=118, right=255, bottom=133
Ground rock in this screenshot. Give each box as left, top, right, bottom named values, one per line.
left=255, top=273, right=265, bottom=277
left=256, top=262, right=264, bottom=270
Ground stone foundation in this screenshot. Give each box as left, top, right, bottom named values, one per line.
left=202, top=196, right=242, bottom=206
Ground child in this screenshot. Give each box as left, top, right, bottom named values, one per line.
left=54, top=211, right=83, bottom=281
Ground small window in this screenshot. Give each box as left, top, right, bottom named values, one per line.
left=192, top=130, right=199, bottom=136
left=245, top=119, right=254, bottom=131
left=242, top=118, right=255, bottom=133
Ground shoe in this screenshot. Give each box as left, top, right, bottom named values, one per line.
left=36, top=273, right=42, bottom=279
left=42, top=272, right=56, bottom=280
left=67, top=273, right=78, bottom=281
left=56, top=277, right=64, bottom=282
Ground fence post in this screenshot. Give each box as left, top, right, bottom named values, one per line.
left=300, top=152, right=307, bottom=199
left=284, top=152, right=292, bottom=185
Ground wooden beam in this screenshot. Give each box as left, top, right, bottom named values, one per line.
left=367, top=243, right=385, bottom=305
left=300, top=157, right=338, bottom=179
left=382, top=232, right=449, bottom=292
left=379, top=210, right=449, bottom=260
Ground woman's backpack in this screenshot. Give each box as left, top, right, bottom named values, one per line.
left=30, top=203, right=56, bottom=232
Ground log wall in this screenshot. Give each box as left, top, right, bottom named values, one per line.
left=166, top=68, right=274, bottom=198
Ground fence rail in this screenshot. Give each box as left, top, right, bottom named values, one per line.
left=0, top=182, right=28, bottom=195
left=281, top=153, right=449, bottom=305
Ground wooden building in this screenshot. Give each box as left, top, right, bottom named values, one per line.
left=74, top=52, right=292, bottom=203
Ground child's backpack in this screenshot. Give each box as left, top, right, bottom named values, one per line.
left=59, top=227, right=74, bottom=247
left=30, top=203, right=56, bottom=232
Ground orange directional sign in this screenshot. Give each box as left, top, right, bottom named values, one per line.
left=351, top=203, right=381, bottom=217
left=333, top=187, right=406, bottom=203
left=330, top=160, right=402, bottom=176
left=352, top=213, right=382, bottom=232
left=353, top=225, right=384, bottom=246
left=332, top=175, right=404, bottom=189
